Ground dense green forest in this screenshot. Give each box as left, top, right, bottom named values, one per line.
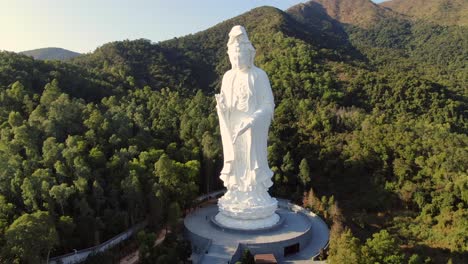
left=0, top=0, right=466, bottom=263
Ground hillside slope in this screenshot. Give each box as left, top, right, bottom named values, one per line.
left=288, top=0, right=468, bottom=94
left=72, top=6, right=353, bottom=94
left=381, top=0, right=468, bottom=26
left=20, top=47, right=81, bottom=61
left=287, top=0, right=394, bottom=28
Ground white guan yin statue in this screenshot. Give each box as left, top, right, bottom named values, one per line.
left=214, top=25, right=279, bottom=230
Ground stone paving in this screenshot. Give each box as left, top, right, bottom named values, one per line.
left=184, top=203, right=329, bottom=264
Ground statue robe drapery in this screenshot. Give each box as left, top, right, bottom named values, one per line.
left=218, top=66, right=275, bottom=192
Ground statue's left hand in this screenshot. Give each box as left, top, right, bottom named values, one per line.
left=215, top=94, right=226, bottom=112
left=233, top=117, right=254, bottom=144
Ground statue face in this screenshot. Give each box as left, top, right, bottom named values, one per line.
left=229, top=47, right=251, bottom=71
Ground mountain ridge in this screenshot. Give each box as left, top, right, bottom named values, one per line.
left=72, top=6, right=355, bottom=94
left=20, top=47, right=81, bottom=61
left=381, top=0, right=468, bottom=26
left=287, top=0, right=395, bottom=28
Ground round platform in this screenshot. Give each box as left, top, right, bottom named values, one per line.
left=184, top=200, right=329, bottom=263
left=210, top=211, right=286, bottom=234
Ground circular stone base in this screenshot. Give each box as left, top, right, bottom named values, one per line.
left=213, top=212, right=282, bottom=231
left=218, top=196, right=278, bottom=220
left=184, top=203, right=330, bottom=263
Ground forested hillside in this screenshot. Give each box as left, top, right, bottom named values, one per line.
left=0, top=0, right=466, bottom=263
left=382, top=0, right=468, bottom=26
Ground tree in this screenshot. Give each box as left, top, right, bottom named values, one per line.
left=21, top=178, right=39, bottom=211
left=304, top=188, right=323, bottom=213
left=5, top=211, right=58, bottom=263
left=92, top=180, right=105, bottom=216
left=0, top=195, right=14, bottom=247
left=154, top=154, right=198, bottom=209
left=49, top=183, right=76, bottom=215
left=167, top=202, right=181, bottom=232
left=237, top=248, right=255, bottom=264
left=42, top=137, right=64, bottom=168
left=201, top=132, right=220, bottom=192
left=298, top=158, right=311, bottom=188
left=280, top=151, right=295, bottom=184
left=8, top=111, right=23, bottom=127
left=155, top=154, right=175, bottom=187
left=408, top=254, right=423, bottom=264
left=6, top=81, right=26, bottom=103
left=5, top=81, right=29, bottom=112
left=361, top=230, right=405, bottom=264
left=327, top=228, right=362, bottom=264
left=121, top=171, right=144, bottom=225
left=137, top=230, right=156, bottom=263
left=39, top=79, right=61, bottom=106
left=56, top=215, right=75, bottom=252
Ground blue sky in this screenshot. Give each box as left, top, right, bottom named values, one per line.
left=0, top=0, right=387, bottom=53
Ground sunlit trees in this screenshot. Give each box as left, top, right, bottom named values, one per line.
left=361, top=230, right=405, bottom=264
left=327, top=228, right=362, bottom=264
left=5, top=211, right=58, bottom=263
left=298, top=158, right=311, bottom=189
left=49, top=183, right=75, bottom=215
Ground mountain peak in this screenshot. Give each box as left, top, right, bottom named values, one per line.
left=288, top=0, right=392, bottom=28
left=20, top=47, right=81, bottom=61
left=381, top=0, right=468, bottom=26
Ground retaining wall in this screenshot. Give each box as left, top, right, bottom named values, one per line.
left=49, top=221, right=146, bottom=264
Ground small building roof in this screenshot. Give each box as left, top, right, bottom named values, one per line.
left=254, top=254, right=277, bottom=264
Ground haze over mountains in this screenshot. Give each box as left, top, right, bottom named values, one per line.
left=0, top=0, right=466, bottom=263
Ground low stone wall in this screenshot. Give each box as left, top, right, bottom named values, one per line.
left=195, top=190, right=225, bottom=203
left=229, top=198, right=329, bottom=263
left=49, top=221, right=146, bottom=264
left=230, top=212, right=313, bottom=263
left=230, top=243, right=245, bottom=263
left=303, top=210, right=330, bottom=261
left=281, top=199, right=331, bottom=261
left=184, top=225, right=212, bottom=263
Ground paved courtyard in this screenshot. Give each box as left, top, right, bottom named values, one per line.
left=184, top=202, right=329, bottom=263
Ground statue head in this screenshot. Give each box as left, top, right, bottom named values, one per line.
left=227, top=25, right=256, bottom=71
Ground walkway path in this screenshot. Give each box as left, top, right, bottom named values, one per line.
left=119, top=228, right=169, bottom=264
